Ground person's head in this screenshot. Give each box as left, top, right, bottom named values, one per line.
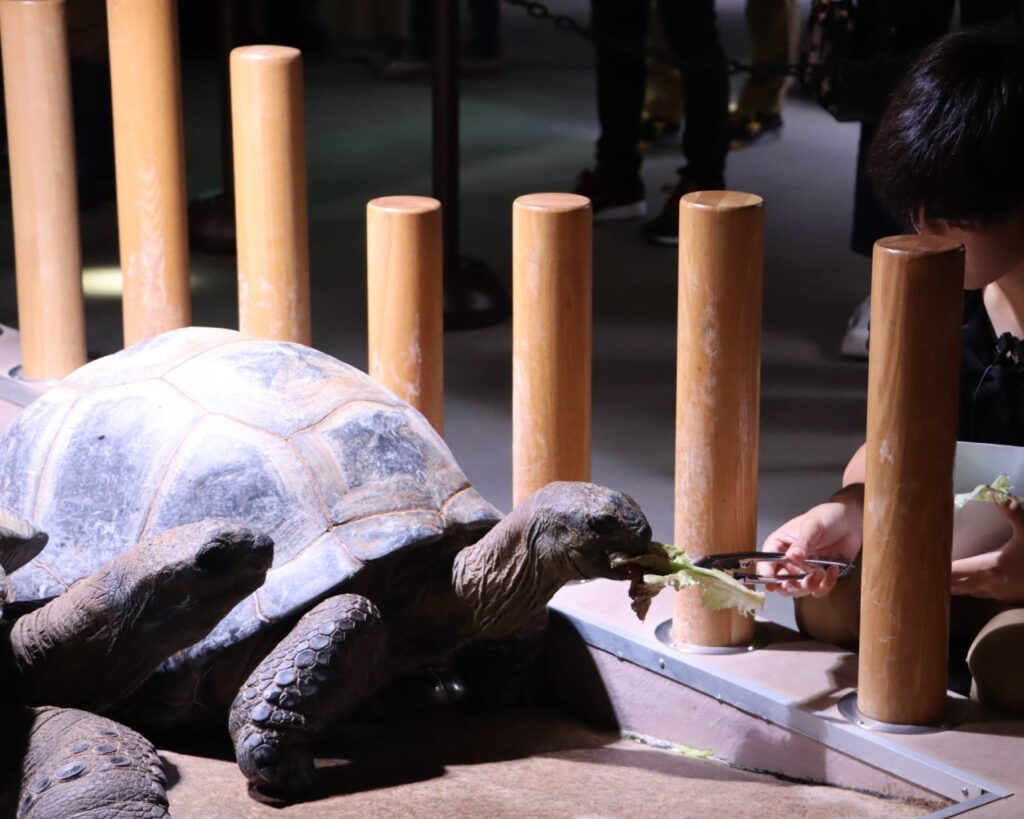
left=869, top=27, right=1024, bottom=288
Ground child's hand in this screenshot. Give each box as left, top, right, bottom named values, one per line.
left=951, top=499, right=1024, bottom=601
left=759, top=485, right=864, bottom=598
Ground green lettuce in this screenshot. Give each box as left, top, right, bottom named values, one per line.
left=612, top=541, right=765, bottom=622
left=954, top=474, right=1016, bottom=509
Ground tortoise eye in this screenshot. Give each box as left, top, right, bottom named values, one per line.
left=590, top=514, right=618, bottom=535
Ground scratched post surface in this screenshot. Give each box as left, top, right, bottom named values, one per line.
left=859, top=235, right=964, bottom=725
left=107, top=0, right=191, bottom=347
left=231, top=45, right=311, bottom=346
left=673, top=191, right=763, bottom=648
left=512, top=193, right=592, bottom=506
left=366, top=196, right=444, bottom=433
left=0, top=0, right=86, bottom=379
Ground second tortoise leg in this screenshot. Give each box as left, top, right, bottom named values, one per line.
left=228, top=593, right=387, bottom=799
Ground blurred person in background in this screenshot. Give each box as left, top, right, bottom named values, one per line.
left=386, top=0, right=502, bottom=78
left=573, top=0, right=730, bottom=246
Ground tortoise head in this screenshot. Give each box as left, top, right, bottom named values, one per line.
left=136, top=520, right=275, bottom=607
left=523, top=482, right=652, bottom=581
left=0, top=504, right=48, bottom=576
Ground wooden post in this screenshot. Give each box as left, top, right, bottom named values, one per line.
left=366, top=196, right=444, bottom=432
left=231, top=45, right=311, bottom=345
left=107, top=0, right=191, bottom=347
left=673, top=191, right=763, bottom=647
left=512, top=193, right=592, bottom=506
left=858, top=235, right=964, bottom=725
left=0, top=0, right=87, bottom=379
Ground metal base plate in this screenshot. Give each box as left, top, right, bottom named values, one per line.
left=838, top=691, right=970, bottom=734
left=654, top=618, right=764, bottom=655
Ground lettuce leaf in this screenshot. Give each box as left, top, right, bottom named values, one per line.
left=611, top=542, right=765, bottom=622
left=954, top=474, right=1016, bottom=509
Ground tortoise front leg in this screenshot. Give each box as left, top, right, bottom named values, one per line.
left=4, top=706, right=168, bottom=819
left=229, top=594, right=387, bottom=800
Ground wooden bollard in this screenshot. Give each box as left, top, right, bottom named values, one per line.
left=231, top=45, right=311, bottom=346
left=366, top=196, right=444, bottom=432
left=673, top=191, right=763, bottom=647
left=0, top=0, right=86, bottom=379
left=107, top=0, right=191, bottom=347
left=512, top=193, right=592, bottom=505
left=858, top=236, right=964, bottom=725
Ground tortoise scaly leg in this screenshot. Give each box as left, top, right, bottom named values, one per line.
left=229, top=594, right=386, bottom=800
left=8, top=706, right=168, bottom=819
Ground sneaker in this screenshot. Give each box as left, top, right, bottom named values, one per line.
left=637, top=110, right=681, bottom=152
left=839, top=296, right=871, bottom=359
left=640, top=169, right=723, bottom=246
left=572, top=169, right=647, bottom=222
left=728, top=111, right=783, bottom=149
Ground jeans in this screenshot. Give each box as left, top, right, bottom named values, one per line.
left=592, top=0, right=728, bottom=184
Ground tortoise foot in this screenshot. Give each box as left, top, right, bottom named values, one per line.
left=12, top=707, right=169, bottom=819
left=229, top=594, right=387, bottom=800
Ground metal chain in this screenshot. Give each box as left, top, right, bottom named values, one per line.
left=501, top=0, right=814, bottom=78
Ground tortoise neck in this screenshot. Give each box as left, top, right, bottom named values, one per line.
left=450, top=501, right=573, bottom=641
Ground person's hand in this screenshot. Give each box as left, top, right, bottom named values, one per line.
left=951, top=499, right=1024, bottom=601
left=759, top=485, right=864, bottom=598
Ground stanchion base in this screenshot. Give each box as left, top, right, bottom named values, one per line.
left=654, top=618, right=765, bottom=655
left=837, top=691, right=969, bottom=734
left=444, top=257, right=511, bottom=331
left=188, top=191, right=236, bottom=255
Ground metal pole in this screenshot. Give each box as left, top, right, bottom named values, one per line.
left=432, top=0, right=459, bottom=279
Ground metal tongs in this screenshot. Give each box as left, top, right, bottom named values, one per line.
left=694, top=551, right=855, bottom=587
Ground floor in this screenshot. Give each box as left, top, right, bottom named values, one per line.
left=161, top=709, right=929, bottom=818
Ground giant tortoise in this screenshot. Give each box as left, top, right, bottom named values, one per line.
left=0, top=327, right=652, bottom=799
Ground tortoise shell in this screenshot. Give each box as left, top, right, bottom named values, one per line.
left=0, top=328, right=500, bottom=644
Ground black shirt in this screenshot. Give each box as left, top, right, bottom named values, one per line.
left=959, top=289, right=1024, bottom=445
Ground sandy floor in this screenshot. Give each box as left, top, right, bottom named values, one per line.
left=163, top=709, right=929, bottom=818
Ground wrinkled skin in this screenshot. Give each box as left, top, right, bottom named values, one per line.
left=227, top=481, right=652, bottom=800
left=1, top=515, right=273, bottom=818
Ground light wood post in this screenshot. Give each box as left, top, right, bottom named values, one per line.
left=230, top=45, right=311, bottom=346
left=673, top=191, right=763, bottom=647
left=858, top=235, right=964, bottom=724
left=107, top=0, right=191, bottom=347
left=366, top=196, right=444, bottom=432
left=512, top=193, right=592, bottom=506
left=0, top=0, right=87, bottom=379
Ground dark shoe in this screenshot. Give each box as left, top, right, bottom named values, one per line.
left=640, top=169, right=723, bottom=246
left=637, top=110, right=681, bottom=152
left=728, top=111, right=783, bottom=149
left=572, top=169, right=647, bottom=222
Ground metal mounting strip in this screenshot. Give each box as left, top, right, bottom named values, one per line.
left=549, top=602, right=1013, bottom=817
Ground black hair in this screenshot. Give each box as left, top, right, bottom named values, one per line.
left=868, top=26, right=1024, bottom=227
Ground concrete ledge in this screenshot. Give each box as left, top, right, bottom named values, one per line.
left=548, top=579, right=1024, bottom=817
